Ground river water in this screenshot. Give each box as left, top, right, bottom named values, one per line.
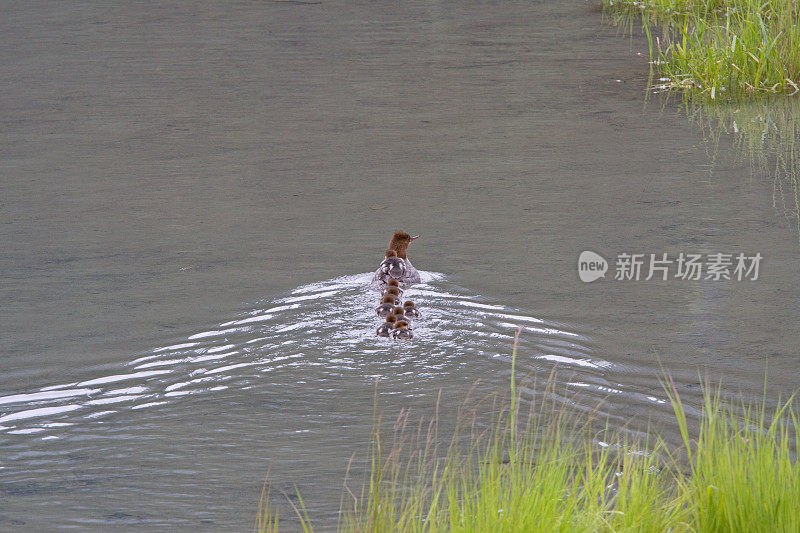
left=2, top=1, right=799, bottom=530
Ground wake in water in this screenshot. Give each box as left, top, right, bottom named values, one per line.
left=0, top=272, right=653, bottom=441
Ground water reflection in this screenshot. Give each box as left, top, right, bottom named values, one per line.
left=685, top=98, right=800, bottom=243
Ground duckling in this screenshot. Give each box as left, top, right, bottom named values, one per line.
left=390, top=306, right=407, bottom=321
left=375, top=295, right=396, bottom=317
left=391, top=317, right=411, bottom=330
left=379, top=249, right=406, bottom=279
left=382, top=283, right=403, bottom=299
left=376, top=315, right=398, bottom=337
left=403, top=300, right=421, bottom=318
left=391, top=320, right=413, bottom=340
left=382, top=286, right=402, bottom=305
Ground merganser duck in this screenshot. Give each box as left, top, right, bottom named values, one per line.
left=376, top=315, right=398, bottom=337
left=403, top=301, right=421, bottom=318
left=375, top=295, right=396, bottom=317
left=370, top=232, right=421, bottom=290
left=391, top=320, right=413, bottom=340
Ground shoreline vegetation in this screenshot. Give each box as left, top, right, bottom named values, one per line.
left=602, top=0, right=800, bottom=100
left=256, top=348, right=799, bottom=531
left=603, top=0, right=800, bottom=243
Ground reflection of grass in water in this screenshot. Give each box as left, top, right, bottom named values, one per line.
left=603, top=0, right=800, bottom=100
left=602, top=0, right=800, bottom=240
left=687, top=97, right=800, bottom=241
left=256, top=342, right=800, bottom=531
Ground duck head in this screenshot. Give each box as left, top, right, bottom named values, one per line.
left=388, top=232, right=419, bottom=260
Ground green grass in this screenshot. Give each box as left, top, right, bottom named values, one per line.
left=665, top=379, right=800, bottom=531
left=257, top=358, right=800, bottom=531
left=603, top=0, right=800, bottom=100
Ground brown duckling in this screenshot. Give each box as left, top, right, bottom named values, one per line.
left=376, top=315, right=398, bottom=337
left=382, top=286, right=402, bottom=305
left=390, top=306, right=407, bottom=321
left=403, top=300, right=421, bottom=318
left=379, top=249, right=406, bottom=279
left=391, top=320, right=413, bottom=340
left=375, top=295, right=396, bottom=317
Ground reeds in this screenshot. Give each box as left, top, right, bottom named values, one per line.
left=257, top=357, right=799, bottom=532
left=603, top=0, right=800, bottom=100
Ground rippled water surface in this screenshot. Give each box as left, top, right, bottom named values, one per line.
left=0, top=272, right=680, bottom=529
left=0, top=273, right=626, bottom=434
left=2, top=0, right=799, bottom=531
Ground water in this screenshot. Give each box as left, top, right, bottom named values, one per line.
left=2, top=1, right=799, bottom=530
left=0, top=273, right=608, bottom=433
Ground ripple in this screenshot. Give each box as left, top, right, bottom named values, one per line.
left=0, top=271, right=615, bottom=439
left=77, top=370, right=171, bottom=387
left=0, top=405, right=84, bottom=424
left=0, top=389, right=99, bottom=406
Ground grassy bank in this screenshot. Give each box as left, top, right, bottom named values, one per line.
left=603, top=0, right=800, bottom=100
left=257, top=367, right=799, bottom=531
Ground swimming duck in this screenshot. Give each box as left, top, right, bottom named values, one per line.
left=375, top=295, right=396, bottom=317
left=376, top=315, right=398, bottom=337
left=403, top=301, right=421, bottom=318
left=391, top=320, right=413, bottom=340
left=370, top=232, right=421, bottom=290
